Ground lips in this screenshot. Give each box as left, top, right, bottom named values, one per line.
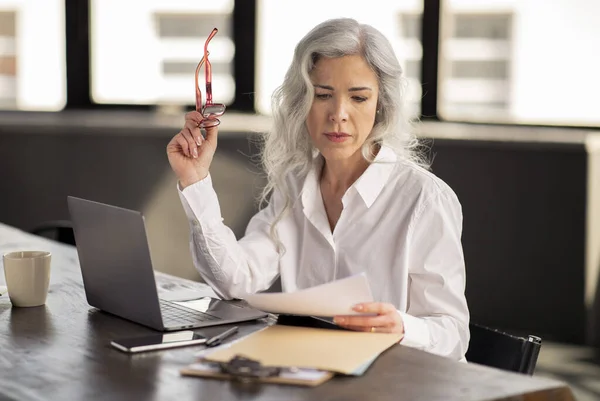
left=324, top=132, right=351, bottom=143
left=324, top=132, right=350, bottom=138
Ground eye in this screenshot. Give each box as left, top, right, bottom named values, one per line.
left=315, top=93, right=331, bottom=100
left=352, top=96, right=368, bottom=103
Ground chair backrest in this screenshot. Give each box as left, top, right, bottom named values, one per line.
left=466, top=323, right=542, bottom=375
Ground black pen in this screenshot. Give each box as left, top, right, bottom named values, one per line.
left=205, top=326, right=239, bottom=347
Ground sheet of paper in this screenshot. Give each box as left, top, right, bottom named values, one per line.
left=242, top=273, right=373, bottom=316
left=160, top=287, right=218, bottom=302
left=203, top=324, right=402, bottom=375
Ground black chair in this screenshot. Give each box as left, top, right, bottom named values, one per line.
left=466, top=322, right=542, bottom=375
left=30, top=220, right=76, bottom=246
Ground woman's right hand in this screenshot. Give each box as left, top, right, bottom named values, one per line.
left=167, top=111, right=219, bottom=189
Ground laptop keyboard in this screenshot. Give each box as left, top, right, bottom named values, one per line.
left=160, top=299, right=219, bottom=326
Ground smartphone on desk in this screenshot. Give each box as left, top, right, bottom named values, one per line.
left=111, top=331, right=207, bottom=353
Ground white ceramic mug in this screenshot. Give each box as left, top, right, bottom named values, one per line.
left=3, top=251, right=52, bottom=307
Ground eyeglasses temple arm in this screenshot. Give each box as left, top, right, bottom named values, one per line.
left=194, top=55, right=206, bottom=113
left=205, top=59, right=213, bottom=105
left=204, top=28, right=218, bottom=106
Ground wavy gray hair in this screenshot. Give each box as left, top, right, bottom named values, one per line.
left=259, top=18, right=428, bottom=250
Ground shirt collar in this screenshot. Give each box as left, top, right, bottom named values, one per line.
left=301, top=146, right=397, bottom=211
left=301, top=154, right=323, bottom=218
left=352, top=146, right=397, bottom=208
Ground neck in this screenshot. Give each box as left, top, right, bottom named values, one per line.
left=320, top=149, right=372, bottom=195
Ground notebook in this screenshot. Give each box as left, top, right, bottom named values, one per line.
left=67, top=196, right=267, bottom=331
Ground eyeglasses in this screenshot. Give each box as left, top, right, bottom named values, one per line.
left=195, top=28, right=226, bottom=128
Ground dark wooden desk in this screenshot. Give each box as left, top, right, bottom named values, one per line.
left=0, top=223, right=575, bottom=401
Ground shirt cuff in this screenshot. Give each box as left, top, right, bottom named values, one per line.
left=398, top=311, right=432, bottom=350
left=177, top=174, right=223, bottom=224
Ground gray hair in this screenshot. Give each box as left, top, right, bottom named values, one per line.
left=259, top=18, right=428, bottom=250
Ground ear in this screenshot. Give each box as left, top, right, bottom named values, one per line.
left=374, top=108, right=382, bottom=125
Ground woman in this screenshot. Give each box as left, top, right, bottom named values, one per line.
left=167, top=18, right=469, bottom=360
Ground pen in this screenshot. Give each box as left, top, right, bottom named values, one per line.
left=205, top=326, right=239, bottom=347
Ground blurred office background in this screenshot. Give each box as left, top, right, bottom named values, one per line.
left=1, top=0, right=599, bottom=397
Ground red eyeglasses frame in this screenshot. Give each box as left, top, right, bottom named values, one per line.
left=194, top=28, right=225, bottom=128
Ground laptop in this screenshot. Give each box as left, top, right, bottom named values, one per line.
left=67, top=196, right=267, bottom=331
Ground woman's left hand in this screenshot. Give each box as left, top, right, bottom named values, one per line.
left=333, top=302, right=405, bottom=337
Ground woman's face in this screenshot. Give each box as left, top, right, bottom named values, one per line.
left=306, top=54, right=379, bottom=164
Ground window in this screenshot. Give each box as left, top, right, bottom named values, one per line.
left=255, top=0, right=423, bottom=118
left=90, top=0, right=235, bottom=106
left=440, top=0, right=600, bottom=126
left=0, top=10, right=16, bottom=109
left=397, top=12, right=423, bottom=119
left=0, top=0, right=65, bottom=111
left=440, top=11, right=512, bottom=119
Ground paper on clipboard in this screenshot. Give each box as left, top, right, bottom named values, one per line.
left=242, top=273, right=373, bottom=316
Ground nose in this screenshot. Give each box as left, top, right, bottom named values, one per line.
left=329, top=98, right=348, bottom=123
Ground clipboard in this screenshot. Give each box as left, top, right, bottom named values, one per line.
left=180, top=355, right=334, bottom=387
left=200, top=324, right=402, bottom=375
left=180, top=314, right=401, bottom=386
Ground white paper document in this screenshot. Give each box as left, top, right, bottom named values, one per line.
left=160, top=287, right=218, bottom=302
left=242, top=273, right=374, bottom=316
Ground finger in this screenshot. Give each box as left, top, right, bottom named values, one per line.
left=203, top=124, right=219, bottom=147
left=180, top=127, right=200, bottom=158
left=185, top=111, right=204, bottom=125
left=334, top=314, right=394, bottom=328
left=186, top=129, right=202, bottom=157
left=342, top=325, right=394, bottom=333
left=184, top=120, right=204, bottom=146
left=173, top=132, right=191, bottom=158
left=352, top=302, right=397, bottom=315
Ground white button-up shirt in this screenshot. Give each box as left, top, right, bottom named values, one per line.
left=179, top=146, right=470, bottom=360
